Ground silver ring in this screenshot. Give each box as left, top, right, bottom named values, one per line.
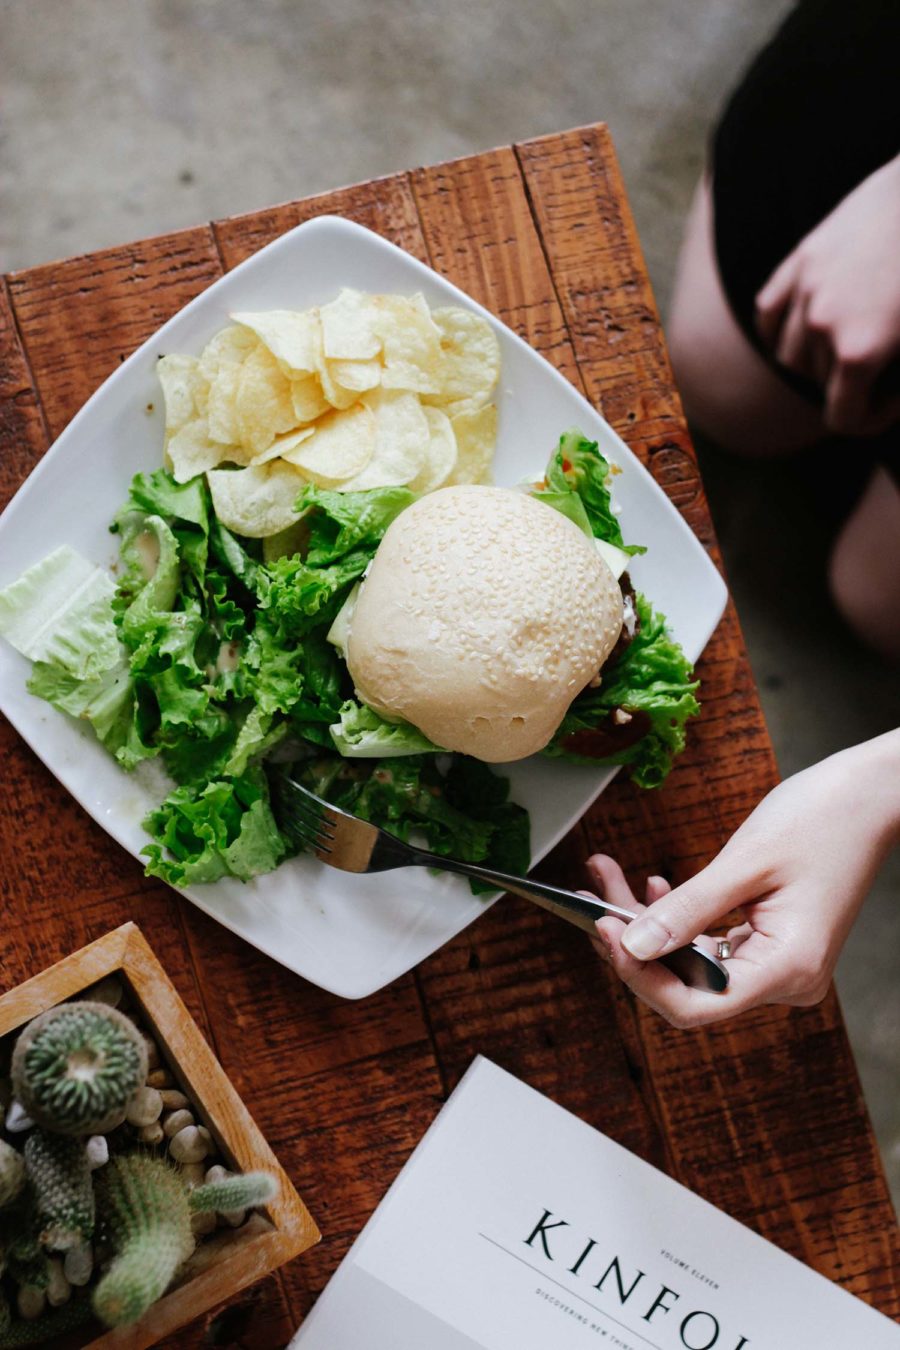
left=716, top=939, right=732, bottom=961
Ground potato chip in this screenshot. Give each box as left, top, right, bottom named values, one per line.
left=207, top=461, right=308, bottom=538
left=314, top=352, right=358, bottom=411
left=236, top=344, right=297, bottom=454
left=231, top=309, right=321, bottom=377
left=165, top=416, right=233, bottom=483
left=447, top=405, right=498, bottom=485
left=157, top=355, right=207, bottom=442
left=408, top=406, right=457, bottom=494
left=291, top=375, right=331, bottom=424
left=249, top=425, right=315, bottom=467
left=375, top=294, right=442, bottom=395
left=328, top=357, right=382, bottom=395
left=338, top=389, right=429, bottom=490
left=198, top=325, right=257, bottom=383
left=199, top=326, right=257, bottom=446
left=423, top=307, right=500, bottom=416
left=281, top=403, right=375, bottom=482
left=320, top=289, right=382, bottom=360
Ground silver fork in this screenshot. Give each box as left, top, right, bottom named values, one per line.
left=271, top=770, right=728, bottom=994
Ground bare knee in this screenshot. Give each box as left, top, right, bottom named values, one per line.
left=668, top=179, right=824, bottom=457
left=828, top=465, right=900, bottom=662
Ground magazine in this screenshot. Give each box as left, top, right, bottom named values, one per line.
left=293, top=1056, right=900, bottom=1349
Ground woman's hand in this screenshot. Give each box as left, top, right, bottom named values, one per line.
left=755, top=155, right=900, bottom=436
left=589, top=732, right=900, bottom=1029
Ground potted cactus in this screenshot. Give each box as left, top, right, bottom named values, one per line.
left=0, top=925, right=318, bottom=1348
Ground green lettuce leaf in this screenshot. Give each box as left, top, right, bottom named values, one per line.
left=0, top=546, right=121, bottom=679
left=329, top=699, right=441, bottom=757
left=534, top=429, right=645, bottom=555
left=279, top=750, right=530, bottom=893
left=142, top=768, right=285, bottom=886
left=546, top=592, right=700, bottom=788
left=261, top=550, right=371, bottom=636
left=297, top=484, right=416, bottom=565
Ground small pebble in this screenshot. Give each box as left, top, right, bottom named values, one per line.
left=180, top=1162, right=206, bottom=1189
left=18, top=1285, right=46, bottom=1320
left=197, top=1126, right=213, bottom=1152
left=125, top=1087, right=163, bottom=1127
left=163, top=1108, right=194, bottom=1139
left=5, top=1100, right=34, bottom=1133
left=46, top=1258, right=71, bottom=1308
left=81, top=976, right=123, bottom=1008
left=146, top=1068, right=172, bottom=1089
left=144, top=1037, right=161, bottom=1071
left=85, top=1135, right=109, bottom=1170
left=159, top=1089, right=189, bottom=1111
left=138, top=1121, right=165, bottom=1146
left=169, top=1125, right=210, bottom=1164
left=223, top=1207, right=247, bottom=1229
left=190, top=1209, right=217, bottom=1237
left=64, top=1243, right=93, bottom=1287
left=205, top=1164, right=230, bottom=1185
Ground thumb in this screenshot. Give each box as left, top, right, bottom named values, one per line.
left=620, top=855, right=753, bottom=961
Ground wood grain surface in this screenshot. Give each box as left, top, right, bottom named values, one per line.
left=1, top=123, right=897, bottom=1346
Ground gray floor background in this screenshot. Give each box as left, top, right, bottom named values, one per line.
left=2, top=0, right=898, bottom=1206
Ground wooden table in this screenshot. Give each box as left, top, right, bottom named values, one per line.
left=1, top=124, right=898, bottom=1345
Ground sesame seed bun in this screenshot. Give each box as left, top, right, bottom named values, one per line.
left=346, top=485, right=624, bottom=761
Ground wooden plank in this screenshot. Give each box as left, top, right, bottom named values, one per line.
left=517, top=122, right=900, bottom=1315
left=0, top=284, right=48, bottom=511
left=176, top=907, right=445, bottom=1309
left=7, top=227, right=223, bottom=439
left=213, top=173, right=428, bottom=269
left=409, top=147, right=671, bottom=1166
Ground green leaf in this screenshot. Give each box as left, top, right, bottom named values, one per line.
left=27, top=657, right=135, bottom=749
left=118, top=469, right=210, bottom=534
left=261, top=549, right=371, bottom=635
left=546, top=592, right=699, bottom=788
left=142, top=769, right=285, bottom=885
left=224, top=707, right=287, bottom=777
left=297, top=484, right=416, bottom=565
left=537, top=429, right=645, bottom=555
left=329, top=699, right=441, bottom=757
left=0, top=546, right=121, bottom=679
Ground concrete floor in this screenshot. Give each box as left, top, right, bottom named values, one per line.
left=2, top=0, right=898, bottom=1205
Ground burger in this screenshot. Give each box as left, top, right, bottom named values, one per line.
left=345, top=484, right=627, bottom=762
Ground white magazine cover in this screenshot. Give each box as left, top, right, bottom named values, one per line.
left=292, top=1056, right=900, bottom=1350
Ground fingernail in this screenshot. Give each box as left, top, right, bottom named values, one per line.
left=621, top=915, right=671, bottom=961
left=593, top=925, right=612, bottom=958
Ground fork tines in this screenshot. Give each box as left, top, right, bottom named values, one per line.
left=271, top=773, right=336, bottom=858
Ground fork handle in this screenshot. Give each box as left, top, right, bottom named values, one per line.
left=407, top=848, right=728, bottom=994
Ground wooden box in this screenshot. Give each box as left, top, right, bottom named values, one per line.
left=0, top=922, right=320, bottom=1348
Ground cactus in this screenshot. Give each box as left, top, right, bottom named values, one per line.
left=11, top=1001, right=147, bottom=1137
left=189, top=1171, right=277, bottom=1215
left=0, top=1142, right=25, bottom=1209
left=92, top=1153, right=194, bottom=1328
left=6, top=1251, right=49, bottom=1292
left=23, top=1131, right=94, bottom=1252
left=0, top=1296, right=91, bottom=1347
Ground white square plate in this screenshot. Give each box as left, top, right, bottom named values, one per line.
left=0, top=216, right=727, bottom=999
